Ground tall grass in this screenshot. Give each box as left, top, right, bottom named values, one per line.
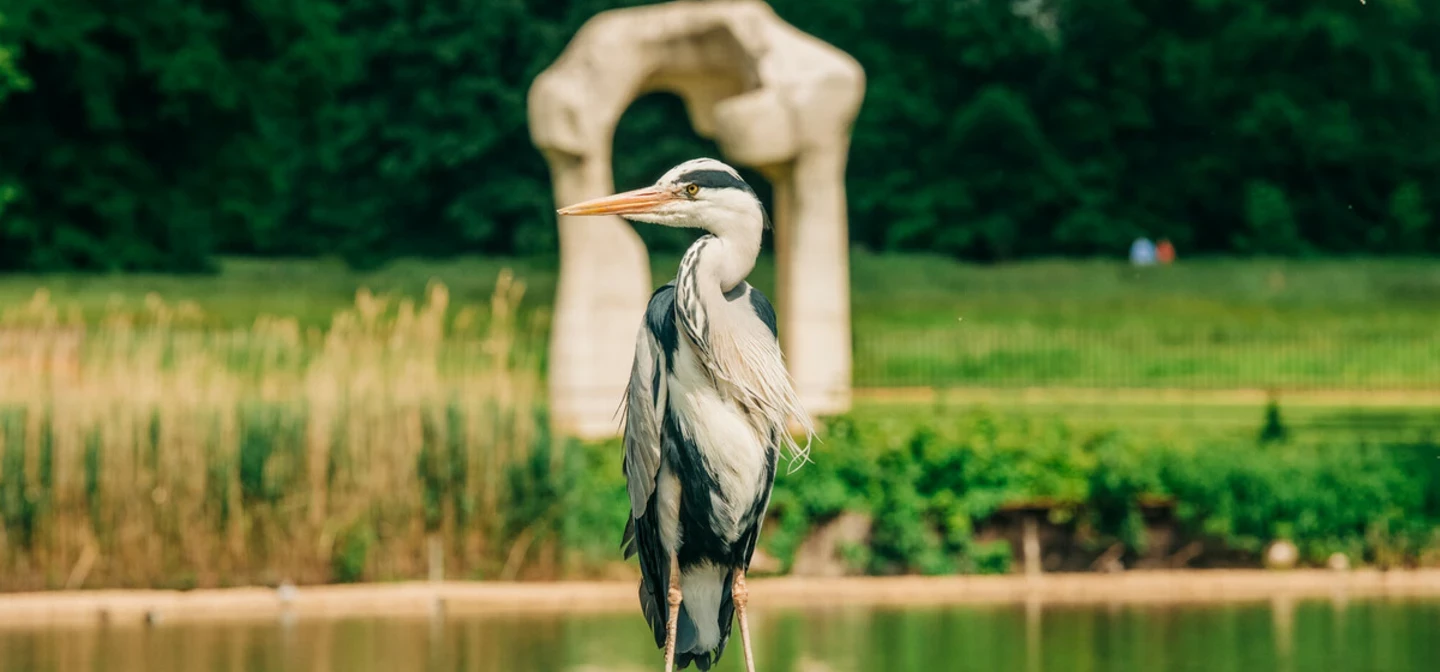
left=0, top=273, right=547, bottom=590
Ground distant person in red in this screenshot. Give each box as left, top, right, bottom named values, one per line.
left=1156, top=238, right=1175, bottom=265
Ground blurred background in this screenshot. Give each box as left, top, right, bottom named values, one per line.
left=1, top=0, right=1439, bottom=670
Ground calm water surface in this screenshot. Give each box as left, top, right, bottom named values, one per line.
left=2, top=596, right=1437, bottom=672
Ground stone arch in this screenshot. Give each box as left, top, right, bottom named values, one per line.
left=528, top=0, right=865, bottom=439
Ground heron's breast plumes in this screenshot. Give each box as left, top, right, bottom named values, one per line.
left=672, top=233, right=815, bottom=471
left=703, top=305, right=816, bottom=471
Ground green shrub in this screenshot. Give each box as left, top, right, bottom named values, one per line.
left=1258, top=397, right=1289, bottom=444
left=332, top=521, right=375, bottom=583
left=750, top=409, right=1440, bottom=574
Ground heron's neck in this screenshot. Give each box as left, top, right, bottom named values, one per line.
left=695, top=229, right=759, bottom=293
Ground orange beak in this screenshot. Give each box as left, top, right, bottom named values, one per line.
left=557, top=186, right=679, bottom=216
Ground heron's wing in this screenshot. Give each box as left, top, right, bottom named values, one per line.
left=618, top=283, right=676, bottom=520
left=744, top=283, right=778, bottom=338
left=619, top=283, right=678, bottom=650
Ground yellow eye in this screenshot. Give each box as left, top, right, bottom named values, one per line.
left=685, top=184, right=699, bottom=196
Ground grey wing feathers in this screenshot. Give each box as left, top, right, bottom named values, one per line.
left=619, top=283, right=680, bottom=652
left=747, top=285, right=778, bottom=338
left=620, top=329, right=662, bottom=516
left=620, top=283, right=677, bottom=517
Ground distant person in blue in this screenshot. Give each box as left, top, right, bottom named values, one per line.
left=1130, top=237, right=1156, bottom=266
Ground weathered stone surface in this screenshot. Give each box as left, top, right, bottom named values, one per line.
left=529, top=0, right=864, bottom=438
left=1265, top=540, right=1299, bottom=570
left=790, top=511, right=872, bottom=577
left=748, top=548, right=783, bottom=575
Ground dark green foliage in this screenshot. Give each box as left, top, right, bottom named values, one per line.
left=205, top=415, right=233, bottom=531
left=82, top=426, right=102, bottom=528
left=751, top=410, right=1440, bottom=573
left=1161, top=440, right=1439, bottom=563
left=2, top=1, right=1438, bottom=270
left=418, top=399, right=470, bottom=531
left=547, top=408, right=1440, bottom=576
left=1259, top=396, right=1289, bottom=444
left=970, top=540, right=1014, bottom=575
left=1239, top=181, right=1306, bottom=256
left=0, top=407, right=51, bottom=549
left=555, top=434, right=634, bottom=567
left=501, top=410, right=583, bottom=566
left=0, top=0, right=335, bottom=271
left=236, top=401, right=305, bottom=504
left=1086, top=430, right=1162, bottom=553
left=332, top=520, right=375, bottom=583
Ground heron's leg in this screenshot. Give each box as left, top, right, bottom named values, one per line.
left=734, top=569, right=756, bottom=672
left=664, top=553, right=682, bottom=672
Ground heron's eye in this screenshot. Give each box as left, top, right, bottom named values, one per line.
left=685, top=184, right=700, bottom=196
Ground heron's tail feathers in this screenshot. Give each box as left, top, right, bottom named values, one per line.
left=676, top=607, right=702, bottom=665
left=639, top=568, right=726, bottom=669
left=645, top=562, right=732, bottom=670
left=673, top=598, right=730, bottom=670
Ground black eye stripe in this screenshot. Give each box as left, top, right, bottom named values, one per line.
left=675, top=169, right=752, bottom=193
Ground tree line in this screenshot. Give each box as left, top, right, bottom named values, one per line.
left=1, top=0, right=1436, bottom=271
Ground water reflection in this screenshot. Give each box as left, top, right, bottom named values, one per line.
left=1, top=596, right=1437, bottom=672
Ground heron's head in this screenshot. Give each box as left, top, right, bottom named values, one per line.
left=557, top=158, right=768, bottom=237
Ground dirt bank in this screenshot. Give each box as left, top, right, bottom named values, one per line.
left=2, top=569, right=1438, bottom=629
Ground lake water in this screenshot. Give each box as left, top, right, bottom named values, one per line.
left=2, top=597, right=1437, bottom=672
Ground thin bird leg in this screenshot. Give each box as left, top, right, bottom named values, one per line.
left=664, top=553, right=682, bottom=672
left=734, top=569, right=757, bottom=672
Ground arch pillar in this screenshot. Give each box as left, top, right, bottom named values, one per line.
left=529, top=0, right=864, bottom=438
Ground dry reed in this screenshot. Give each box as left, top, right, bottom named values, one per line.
left=0, top=273, right=547, bottom=590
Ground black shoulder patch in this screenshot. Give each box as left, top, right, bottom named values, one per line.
left=748, top=286, right=778, bottom=338
left=722, top=282, right=747, bottom=302
left=646, top=282, right=679, bottom=360
left=676, top=169, right=752, bottom=193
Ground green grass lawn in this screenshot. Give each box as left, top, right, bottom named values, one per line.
left=851, top=391, right=1440, bottom=445
left=843, top=253, right=1440, bottom=389
left=3, top=251, right=1438, bottom=389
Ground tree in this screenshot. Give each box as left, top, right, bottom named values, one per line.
left=0, top=0, right=1436, bottom=270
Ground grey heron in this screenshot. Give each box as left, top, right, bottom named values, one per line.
left=557, top=158, right=815, bottom=672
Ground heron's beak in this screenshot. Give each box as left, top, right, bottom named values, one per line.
left=557, top=186, right=678, bottom=216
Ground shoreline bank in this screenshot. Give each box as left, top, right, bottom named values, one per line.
left=3, top=569, right=1439, bottom=629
